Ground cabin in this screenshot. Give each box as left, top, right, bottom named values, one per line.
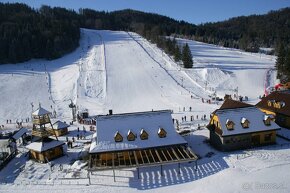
left=52, top=121, right=69, bottom=137
left=207, top=99, right=280, bottom=151
left=12, top=128, right=28, bottom=146
left=26, top=138, right=64, bottom=163
left=26, top=106, right=65, bottom=163
left=256, top=91, right=290, bottom=129
left=88, top=110, right=198, bottom=178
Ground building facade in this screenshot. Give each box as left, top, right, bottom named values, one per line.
left=256, top=91, right=290, bottom=129
left=207, top=99, right=280, bottom=151
left=89, top=110, right=198, bottom=172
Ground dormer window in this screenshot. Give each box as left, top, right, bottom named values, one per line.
left=280, top=101, right=286, bottom=108
left=263, top=115, right=271, bottom=126
left=140, top=129, right=148, bottom=140
left=158, top=127, right=167, bottom=138
left=127, top=130, right=136, bottom=141
left=114, top=131, right=123, bottom=142
left=241, top=117, right=250, bottom=128
left=226, top=119, right=235, bottom=130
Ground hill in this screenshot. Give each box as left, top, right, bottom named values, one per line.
left=196, top=8, right=290, bottom=52
left=0, top=3, right=80, bottom=64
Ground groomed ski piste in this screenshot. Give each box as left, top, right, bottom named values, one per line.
left=0, top=29, right=290, bottom=193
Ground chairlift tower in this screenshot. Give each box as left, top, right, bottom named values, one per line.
left=69, top=100, right=76, bottom=122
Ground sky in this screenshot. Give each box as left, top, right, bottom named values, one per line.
left=1, top=0, right=290, bottom=24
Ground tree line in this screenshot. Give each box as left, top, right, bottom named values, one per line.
left=1, top=2, right=290, bottom=79
left=276, top=44, right=290, bottom=82
left=0, top=3, right=80, bottom=63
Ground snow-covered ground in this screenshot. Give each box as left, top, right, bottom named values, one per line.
left=0, top=29, right=289, bottom=193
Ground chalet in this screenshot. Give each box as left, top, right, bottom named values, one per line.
left=256, top=91, right=290, bottom=129
left=52, top=121, right=70, bottom=137
left=26, top=106, right=65, bottom=163
left=207, top=99, right=280, bottom=151
left=12, top=128, right=28, bottom=146
left=88, top=110, right=198, bottom=179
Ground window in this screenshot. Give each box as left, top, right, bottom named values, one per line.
left=226, top=119, right=235, bottom=130
left=158, top=127, right=167, bottom=138
left=264, top=133, right=272, bottom=141
left=114, top=131, right=123, bottom=142
left=241, top=118, right=250, bottom=128
left=127, top=130, right=136, bottom=141
left=140, top=129, right=148, bottom=140
left=263, top=115, right=271, bottom=126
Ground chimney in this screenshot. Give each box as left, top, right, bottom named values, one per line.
left=109, top=109, right=113, bottom=115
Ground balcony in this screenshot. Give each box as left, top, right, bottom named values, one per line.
left=33, top=117, right=51, bottom=125
left=31, top=128, right=55, bottom=138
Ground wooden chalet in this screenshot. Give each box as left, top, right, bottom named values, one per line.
left=207, top=99, right=280, bottom=151
left=256, top=91, right=290, bottom=129
left=12, top=128, right=28, bottom=146
left=52, top=121, right=70, bottom=137
left=88, top=110, right=198, bottom=180
left=26, top=106, right=65, bottom=163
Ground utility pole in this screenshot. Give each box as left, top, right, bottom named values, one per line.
left=68, top=100, right=76, bottom=122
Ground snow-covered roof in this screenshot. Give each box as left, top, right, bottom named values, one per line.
left=26, top=139, right=64, bottom=152
left=89, top=110, right=187, bottom=153
left=32, top=107, right=51, bottom=116
left=52, top=121, right=70, bottom=130
left=256, top=91, right=290, bottom=116
left=12, top=128, right=28, bottom=140
left=216, top=106, right=280, bottom=136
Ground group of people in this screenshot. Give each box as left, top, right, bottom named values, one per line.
left=201, top=98, right=212, bottom=104
left=173, top=114, right=208, bottom=126
left=66, top=126, right=89, bottom=148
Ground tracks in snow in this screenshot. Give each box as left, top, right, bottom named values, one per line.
left=127, top=32, right=209, bottom=99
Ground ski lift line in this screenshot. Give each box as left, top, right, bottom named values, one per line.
left=127, top=32, right=201, bottom=99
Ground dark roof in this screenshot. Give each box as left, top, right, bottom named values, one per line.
left=256, top=91, right=290, bottom=117
left=219, top=99, right=253, bottom=110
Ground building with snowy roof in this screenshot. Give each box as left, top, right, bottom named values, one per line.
left=88, top=110, right=197, bottom=177
left=207, top=99, right=280, bottom=151
left=256, top=91, right=290, bottom=129
left=26, top=106, right=65, bottom=163
left=12, top=128, right=28, bottom=146
left=51, top=121, right=70, bottom=137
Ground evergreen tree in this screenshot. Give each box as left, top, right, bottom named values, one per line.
left=182, top=43, right=193, bottom=68
left=174, top=45, right=181, bottom=62
left=276, top=44, right=286, bottom=80
left=285, top=49, right=290, bottom=82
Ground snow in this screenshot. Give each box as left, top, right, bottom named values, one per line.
left=90, top=110, right=186, bottom=153
left=32, top=107, right=51, bottom=116
left=216, top=106, right=280, bottom=136
left=177, top=38, right=276, bottom=100
left=0, top=28, right=289, bottom=193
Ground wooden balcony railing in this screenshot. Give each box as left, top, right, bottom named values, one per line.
left=32, top=128, right=55, bottom=138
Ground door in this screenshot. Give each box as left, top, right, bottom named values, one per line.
left=251, top=135, right=260, bottom=146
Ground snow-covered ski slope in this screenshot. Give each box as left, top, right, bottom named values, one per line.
left=177, top=38, right=276, bottom=99
left=0, top=29, right=276, bottom=124
left=1, top=29, right=289, bottom=193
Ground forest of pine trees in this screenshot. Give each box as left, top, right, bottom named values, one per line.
left=1, top=2, right=290, bottom=77
left=0, top=3, right=80, bottom=63
left=276, top=44, right=290, bottom=82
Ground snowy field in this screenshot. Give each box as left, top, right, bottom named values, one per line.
left=0, top=29, right=289, bottom=193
